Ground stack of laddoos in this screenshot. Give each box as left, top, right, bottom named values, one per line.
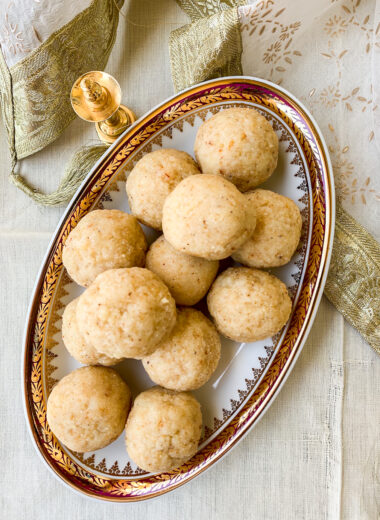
left=47, top=108, right=302, bottom=473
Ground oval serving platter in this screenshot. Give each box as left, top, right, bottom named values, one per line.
left=23, top=77, right=335, bottom=502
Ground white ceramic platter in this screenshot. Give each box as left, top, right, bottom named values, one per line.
left=23, top=77, right=334, bottom=501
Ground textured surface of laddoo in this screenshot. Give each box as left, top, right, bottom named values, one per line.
left=207, top=267, right=292, bottom=342
left=162, top=174, right=254, bottom=260
left=76, top=268, right=177, bottom=359
left=62, top=297, right=123, bottom=366
left=145, top=236, right=219, bottom=305
left=47, top=366, right=131, bottom=452
left=232, top=190, right=302, bottom=268
left=143, top=308, right=221, bottom=391
left=62, top=209, right=147, bottom=287
left=125, top=387, right=202, bottom=472
left=194, top=108, right=278, bottom=191
left=126, top=149, right=200, bottom=230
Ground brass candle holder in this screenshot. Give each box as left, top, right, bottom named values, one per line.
left=70, top=71, right=136, bottom=144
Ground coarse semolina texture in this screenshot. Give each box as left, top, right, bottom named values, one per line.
left=47, top=366, right=131, bottom=452
left=143, top=308, right=221, bottom=391
left=162, top=174, right=254, bottom=260
left=76, top=268, right=177, bottom=359
left=194, top=107, right=278, bottom=191
left=145, top=235, right=219, bottom=305
left=125, top=387, right=202, bottom=472
left=126, top=149, right=200, bottom=230
left=207, top=267, right=292, bottom=342
left=232, top=189, right=302, bottom=268
left=62, top=297, right=123, bottom=366
left=62, top=209, right=147, bottom=287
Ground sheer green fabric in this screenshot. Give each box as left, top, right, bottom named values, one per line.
left=170, top=1, right=245, bottom=92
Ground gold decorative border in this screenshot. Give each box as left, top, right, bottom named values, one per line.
left=23, top=78, right=333, bottom=501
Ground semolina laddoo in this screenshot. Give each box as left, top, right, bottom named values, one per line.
left=143, top=308, right=221, bottom=391
left=126, top=149, right=200, bottom=230
left=194, top=108, right=278, bottom=191
left=145, top=235, right=219, bottom=305
left=162, top=174, right=255, bottom=260
left=207, top=267, right=292, bottom=342
left=76, top=268, right=177, bottom=359
left=62, top=209, right=147, bottom=287
left=232, top=189, right=302, bottom=268
left=125, top=387, right=202, bottom=472
left=47, top=366, right=131, bottom=452
left=62, top=297, right=123, bottom=366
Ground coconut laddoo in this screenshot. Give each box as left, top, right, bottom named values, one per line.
left=76, top=268, right=177, bottom=359
left=207, top=267, right=292, bottom=342
left=162, top=174, right=255, bottom=260
left=232, top=189, right=302, bottom=268
left=126, top=149, right=200, bottom=230
left=47, top=366, right=131, bottom=452
left=125, top=387, right=202, bottom=472
left=62, top=209, right=147, bottom=287
left=194, top=108, right=278, bottom=191
left=62, top=297, right=123, bottom=366
left=143, top=308, right=221, bottom=391
left=145, top=236, right=219, bottom=306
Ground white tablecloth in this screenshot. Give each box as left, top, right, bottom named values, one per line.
left=0, top=1, right=379, bottom=518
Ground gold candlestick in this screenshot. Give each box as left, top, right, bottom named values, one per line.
left=70, top=71, right=136, bottom=144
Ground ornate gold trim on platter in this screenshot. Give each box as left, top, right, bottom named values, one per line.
left=23, top=77, right=334, bottom=501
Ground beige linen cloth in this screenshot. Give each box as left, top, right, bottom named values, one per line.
left=0, top=1, right=379, bottom=519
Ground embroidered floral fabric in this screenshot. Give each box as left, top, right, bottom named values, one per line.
left=171, top=0, right=380, bottom=351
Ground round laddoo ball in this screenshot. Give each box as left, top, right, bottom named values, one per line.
left=47, top=366, right=131, bottom=452
left=162, top=174, right=255, bottom=260
left=125, top=387, right=202, bottom=472
left=143, top=308, right=221, bottom=391
left=232, top=190, right=302, bottom=268
left=62, top=209, right=147, bottom=287
left=76, top=268, right=177, bottom=359
left=126, top=149, right=200, bottom=230
left=207, top=267, right=292, bottom=342
left=194, top=107, right=278, bottom=191
left=62, top=298, right=123, bottom=366
left=145, top=236, right=219, bottom=305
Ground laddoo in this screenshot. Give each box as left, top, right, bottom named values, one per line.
left=145, top=236, right=219, bottom=305
left=194, top=108, right=278, bottom=191
left=126, top=149, right=200, bottom=230
left=76, top=268, right=177, bottom=359
left=207, top=267, right=292, bottom=342
left=47, top=366, right=131, bottom=452
left=232, top=189, right=302, bottom=268
left=162, top=174, right=255, bottom=260
left=62, top=209, right=147, bottom=287
left=125, top=387, right=202, bottom=472
left=143, top=308, right=221, bottom=391
left=62, top=297, right=123, bottom=366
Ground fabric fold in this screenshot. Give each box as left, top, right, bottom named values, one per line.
left=175, top=0, right=247, bottom=21
left=170, top=7, right=243, bottom=92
